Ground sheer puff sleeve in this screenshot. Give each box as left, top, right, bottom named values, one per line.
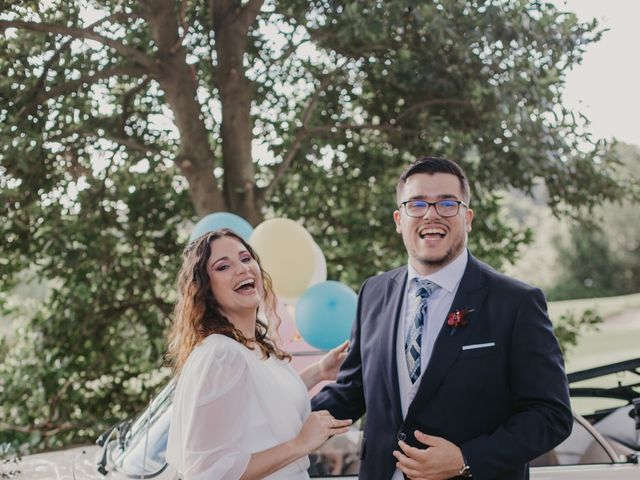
left=166, top=336, right=252, bottom=480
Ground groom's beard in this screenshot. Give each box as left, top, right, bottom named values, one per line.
left=417, top=232, right=467, bottom=270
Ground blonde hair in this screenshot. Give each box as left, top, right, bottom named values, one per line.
left=166, top=228, right=290, bottom=373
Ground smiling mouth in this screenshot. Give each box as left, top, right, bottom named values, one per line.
left=234, top=278, right=256, bottom=292
left=419, top=227, right=447, bottom=239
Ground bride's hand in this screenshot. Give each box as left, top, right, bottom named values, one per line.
left=296, top=410, right=352, bottom=453
left=318, top=340, right=349, bottom=381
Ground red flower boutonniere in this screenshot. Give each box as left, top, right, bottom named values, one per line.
left=447, top=308, right=474, bottom=334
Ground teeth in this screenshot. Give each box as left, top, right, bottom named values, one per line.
left=236, top=279, right=255, bottom=289
left=420, top=228, right=446, bottom=236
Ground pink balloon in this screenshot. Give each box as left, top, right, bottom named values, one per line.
left=274, top=301, right=315, bottom=352
left=274, top=300, right=296, bottom=345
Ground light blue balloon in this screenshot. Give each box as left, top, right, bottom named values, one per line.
left=189, top=212, right=254, bottom=242
left=296, top=281, right=357, bottom=350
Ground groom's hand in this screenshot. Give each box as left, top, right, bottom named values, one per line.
left=393, top=430, right=464, bottom=480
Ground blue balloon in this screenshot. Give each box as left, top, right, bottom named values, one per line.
left=296, top=281, right=357, bottom=350
left=189, top=212, right=253, bottom=242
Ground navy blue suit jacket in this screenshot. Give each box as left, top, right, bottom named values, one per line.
left=311, top=254, right=572, bottom=479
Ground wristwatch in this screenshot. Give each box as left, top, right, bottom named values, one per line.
left=459, top=456, right=472, bottom=478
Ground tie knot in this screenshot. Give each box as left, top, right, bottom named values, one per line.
left=414, top=278, right=440, bottom=299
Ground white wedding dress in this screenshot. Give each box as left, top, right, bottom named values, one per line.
left=166, top=334, right=311, bottom=480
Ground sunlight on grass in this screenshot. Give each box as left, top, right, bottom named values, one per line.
left=550, top=294, right=640, bottom=416
left=549, top=293, right=640, bottom=373
left=549, top=292, right=640, bottom=321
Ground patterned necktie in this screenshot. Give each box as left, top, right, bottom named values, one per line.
left=405, top=278, right=440, bottom=383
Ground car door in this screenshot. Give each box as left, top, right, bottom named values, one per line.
left=530, top=413, right=639, bottom=480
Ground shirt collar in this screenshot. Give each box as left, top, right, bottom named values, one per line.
left=407, top=249, right=468, bottom=294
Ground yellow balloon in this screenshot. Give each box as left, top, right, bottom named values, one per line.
left=249, top=218, right=316, bottom=299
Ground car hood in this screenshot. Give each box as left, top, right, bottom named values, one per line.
left=16, top=445, right=103, bottom=479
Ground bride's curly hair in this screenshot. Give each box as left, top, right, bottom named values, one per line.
left=167, top=228, right=290, bottom=373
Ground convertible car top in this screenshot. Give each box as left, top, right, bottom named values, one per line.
left=568, top=357, right=640, bottom=454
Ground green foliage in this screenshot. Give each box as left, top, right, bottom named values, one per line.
left=0, top=323, right=171, bottom=452
left=0, top=0, right=632, bottom=454
left=0, top=160, right=188, bottom=451
left=552, top=309, right=603, bottom=358
left=549, top=224, right=619, bottom=300
left=549, top=144, right=640, bottom=300
left=271, top=0, right=621, bottom=281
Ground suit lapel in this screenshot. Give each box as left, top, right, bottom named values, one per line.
left=380, top=268, right=407, bottom=427
left=404, top=255, right=489, bottom=425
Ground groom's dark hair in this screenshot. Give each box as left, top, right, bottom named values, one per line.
left=396, top=156, right=470, bottom=203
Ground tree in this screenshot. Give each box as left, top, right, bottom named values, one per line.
left=0, top=0, right=628, bottom=452
left=549, top=143, right=640, bottom=300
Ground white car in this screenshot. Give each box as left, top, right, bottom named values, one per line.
left=13, top=357, right=640, bottom=479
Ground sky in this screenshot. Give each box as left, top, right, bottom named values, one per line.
left=553, top=0, right=640, bottom=147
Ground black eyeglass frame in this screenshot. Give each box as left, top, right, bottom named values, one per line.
left=398, top=199, right=469, bottom=218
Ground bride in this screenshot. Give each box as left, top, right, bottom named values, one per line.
left=166, top=228, right=352, bottom=480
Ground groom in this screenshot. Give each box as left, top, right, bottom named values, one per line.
left=311, top=157, right=572, bottom=480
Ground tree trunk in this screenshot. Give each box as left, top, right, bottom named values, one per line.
left=211, top=0, right=265, bottom=226
left=144, top=0, right=226, bottom=218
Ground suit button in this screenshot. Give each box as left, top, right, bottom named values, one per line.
left=397, top=432, right=406, bottom=441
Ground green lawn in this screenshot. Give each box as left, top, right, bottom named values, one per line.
left=548, top=292, right=640, bottom=323
left=548, top=293, right=640, bottom=416
left=548, top=292, right=640, bottom=373
left=564, top=327, right=640, bottom=371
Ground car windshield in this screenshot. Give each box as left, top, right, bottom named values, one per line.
left=568, top=357, right=640, bottom=453
left=109, top=380, right=175, bottom=477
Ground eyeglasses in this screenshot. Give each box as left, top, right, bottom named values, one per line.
left=399, top=199, right=468, bottom=218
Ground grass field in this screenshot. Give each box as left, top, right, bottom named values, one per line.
left=548, top=293, right=640, bottom=415
left=548, top=292, right=640, bottom=323
left=548, top=292, right=640, bottom=373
